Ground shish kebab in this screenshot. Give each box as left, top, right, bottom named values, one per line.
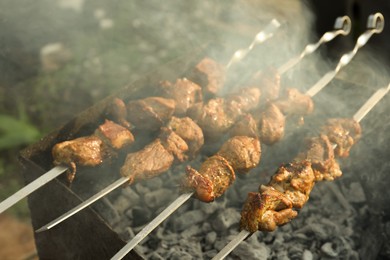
left=35, top=16, right=351, bottom=233
left=212, top=82, right=390, bottom=260
left=0, top=19, right=282, bottom=215
left=107, top=21, right=363, bottom=260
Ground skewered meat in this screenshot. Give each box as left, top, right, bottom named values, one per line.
left=257, top=102, right=286, bottom=145
left=104, top=98, right=132, bottom=129
left=159, top=78, right=202, bottom=116
left=249, top=67, right=280, bottom=102
left=187, top=87, right=261, bottom=140
left=273, top=88, right=314, bottom=116
left=126, top=97, right=176, bottom=131
left=229, top=113, right=258, bottom=138
left=321, top=118, right=361, bottom=157
left=165, top=117, right=204, bottom=158
left=187, top=57, right=226, bottom=98
left=52, top=120, right=135, bottom=183
left=183, top=136, right=261, bottom=202
left=295, top=134, right=342, bottom=181
left=121, top=116, right=204, bottom=185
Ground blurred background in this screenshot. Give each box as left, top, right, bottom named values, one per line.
left=0, top=0, right=389, bottom=259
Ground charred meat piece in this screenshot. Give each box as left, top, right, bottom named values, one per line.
left=321, top=118, right=362, bottom=157
left=229, top=114, right=259, bottom=138
left=184, top=155, right=235, bottom=202
left=120, top=139, right=176, bottom=185
left=187, top=57, right=226, bottom=98
left=257, top=102, right=286, bottom=145
left=273, top=88, right=314, bottom=116
left=240, top=189, right=297, bottom=233
left=249, top=67, right=280, bottom=102
left=126, top=97, right=175, bottom=131
left=183, top=136, right=261, bottom=202
left=104, top=98, right=132, bottom=129
left=52, top=120, right=135, bottom=183
left=217, top=136, right=261, bottom=174
left=295, top=134, right=342, bottom=181
left=268, top=161, right=315, bottom=208
left=225, top=87, right=262, bottom=119
left=159, top=78, right=202, bottom=116
left=166, top=117, right=204, bottom=158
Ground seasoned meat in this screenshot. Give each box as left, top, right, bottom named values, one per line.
left=273, top=88, right=314, bottom=116
left=188, top=57, right=226, bottom=98
left=257, top=102, right=286, bottom=145
left=52, top=136, right=105, bottom=183
left=120, top=139, right=175, bottom=184
left=268, top=161, right=315, bottom=208
left=95, top=119, right=135, bottom=150
left=187, top=98, right=233, bottom=140
left=127, top=97, right=175, bottom=131
left=166, top=117, right=204, bottom=158
left=158, top=127, right=189, bottom=163
left=225, top=87, right=262, bottom=119
left=184, top=155, right=235, bottom=202
left=321, top=118, right=362, bottom=157
left=240, top=189, right=297, bottom=233
left=159, top=78, right=202, bottom=116
left=229, top=114, right=259, bottom=138
left=295, top=135, right=342, bottom=181
left=217, top=136, right=261, bottom=173
left=249, top=67, right=280, bottom=102
left=105, top=98, right=131, bottom=129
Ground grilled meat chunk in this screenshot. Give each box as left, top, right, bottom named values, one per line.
left=52, top=120, right=135, bottom=183
left=321, top=118, right=362, bottom=157
left=229, top=114, right=259, bottom=138
left=224, top=87, right=262, bottom=120
left=249, top=67, right=280, bottom=102
left=159, top=127, right=189, bottom=163
left=126, top=97, right=175, bottom=131
left=105, top=98, right=132, bottom=129
left=274, top=88, right=314, bottom=116
left=159, top=78, right=202, bottom=116
left=295, top=134, right=342, bottom=181
left=184, top=155, right=235, bottom=202
left=188, top=57, right=226, bottom=98
left=257, top=102, right=286, bottom=145
left=218, top=136, right=261, bottom=173
left=166, top=117, right=204, bottom=158
left=183, top=136, right=261, bottom=202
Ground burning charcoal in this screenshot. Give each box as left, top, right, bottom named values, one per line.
left=198, top=199, right=224, bottom=215
left=341, top=182, right=366, bottom=203
left=172, top=209, right=207, bottom=231
left=271, top=232, right=285, bottom=250
left=132, top=206, right=152, bottom=226
left=144, top=188, right=173, bottom=209
left=147, top=252, right=165, bottom=260
left=321, top=242, right=339, bottom=257
left=92, top=197, right=120, bottom=225
left=204, top=250, right=218, bottom=259
left=135, top=183, right=150, bottom=194
left=166, top=249, right=192, bottom=260
left=212, top=207, right=240, bottom=231
left=302, top=249, right=314, bottom=260
left=231, top=240, right=270, bottom=260
left=201, top=222, right=212, bottom=233
left=120, top=186, right=141, bottom=203
left=180, top=224, right=203, bottom=238
left=112, top=195, right=135, bottom=213
left=295, top=223, right=328, bottom=240
left=206, top=231, right=217, bottom=245
left=145, top=177, right=163, bottom=190
left=120, top=227, right=135, bottom=242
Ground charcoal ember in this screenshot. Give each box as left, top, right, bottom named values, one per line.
left=341, top=182, right=366, bottom=203
left=212, top=207, right=240, bottom=232
left=295, top=223, right=329, bottom=240
left=144, top=188, right=174, bottom=209
left=179, top=239, right=203, bottom=258
left=231, top=240, right=270, bottom=260
left=166, top=249, right=192, bottom=260
left=120, top=186, right=141, bottom=203
left=201, top=222, right=212, bottom=233
left=145, top=177, right=163, bottom=190
left=112, top=194, right=136, bottom=213
left=92, top=197, right=120, bottom=225
left=270, top=232, right=285, bottom=250
left=204, top=249, right=218, bottom=259
left=135, top=182, right=150, bottom=194
left=147, top=252, right=165, bottom=260
left=132, top=206, right=152, bottom=226
left=197, top=199, right=225, bottom=215
left=180, top=224, right=203, bottom=238
left=172, top=209, right=208, bottom=231
left=288, top=243, right=305, bottom=259
left=120, top=227, right=135, bottom=241
left=302, top=249, right=314, bottom=260
left=205, top=231, right=217, bottom=246
left=321, top=242, right=339, bottom=257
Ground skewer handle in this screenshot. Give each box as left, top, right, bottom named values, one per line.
left=0, top=165, right=68, bottom=214
left=278, top=16, right=351, bottom=75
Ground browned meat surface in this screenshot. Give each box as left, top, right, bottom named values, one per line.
left=225, top=87, right=262, bottom=119
left=95, top=119, right=135, bottom=150
left=217, top=136, right=261, bottom=173
left=295, top=134, right=342, bottom=181
left=188, top=57, right=226, bottom=98
left=158, top=127, right=189, bottom=163
left=321, top=118, right=362, bottom=157
left=120, top=139, right=175, bottom=184
left=273, top=88, right=314, bottom=116
left=104, top=98, right=132, bottom=129
left=240, top=189, right=297, bottom=233
left=257, top=102, right=286, bottom=145
left=52, top=136, right=105, bottom=183
left=126, top=97, right=175, bottom=131
left=166, top=117, right=204, bottom=158
left=268, top=161, right=315, bottom=208
left=229, top=114, right=258, bottom=138
left=184, top=155, right=235, bottom=202
left=159, top=78, right=202, bottom=116
left=249, top=67, right=280, bottom=102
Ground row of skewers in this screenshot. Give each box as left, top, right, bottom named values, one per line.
left=0, top=13, right=386, bottom=259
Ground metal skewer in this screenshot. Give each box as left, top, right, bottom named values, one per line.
left=212, top=81, right=390, bottom=260
left=278, top=16, right=351, bottom=75
left=33, top=21, right=281, bottom=231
